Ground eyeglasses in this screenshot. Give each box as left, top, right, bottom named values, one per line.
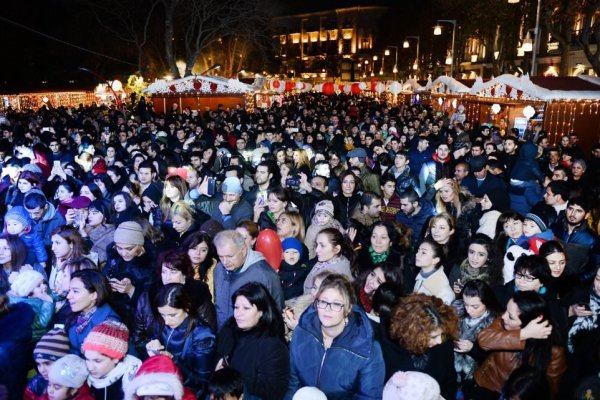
left=515, top=272, right=537, bottom=283
left=315, top=299, right=344, bottom=312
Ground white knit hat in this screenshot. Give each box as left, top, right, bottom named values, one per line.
left=10, top=270, right=44, bottom=297
left=292, top=387, right=328, bottom=400
left=48, top=355, right=89, bottom=388
left=383, top=371, right=443, bottom=400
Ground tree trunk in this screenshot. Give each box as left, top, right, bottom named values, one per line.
left=559, top=45, right=570, bottom=76
left=163, top=0, right=181, bottom=78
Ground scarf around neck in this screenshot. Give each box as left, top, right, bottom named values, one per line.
left=459, top=258, right=490, bottom=285
left=369, top=245, right=390, bottom=264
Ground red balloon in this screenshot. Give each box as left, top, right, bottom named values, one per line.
left=322, top=82, right=334, bottom=96
left=273, top=80, right=281, bottom=88
left=255, top=229, right=282, bottom=271
left=285, top=81, right=295, bottom=91
left=351, top=83, right=361, bottom=95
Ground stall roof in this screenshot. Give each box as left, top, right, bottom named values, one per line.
left=530, top=76, right=600, bottom=91
left=144, top=75, right=255, bottom=95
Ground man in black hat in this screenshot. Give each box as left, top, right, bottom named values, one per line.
left=460, top=155, right=506, bottom=200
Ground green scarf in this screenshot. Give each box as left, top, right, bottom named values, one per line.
left=459, top=258, right=490, bottom=284
left=369, top=245, right=390, bottom=265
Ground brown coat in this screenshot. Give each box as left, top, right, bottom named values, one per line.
left=474, top=317, right=566, bottom=394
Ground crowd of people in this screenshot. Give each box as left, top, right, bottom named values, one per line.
left=0, top=92, right=599, bottom=400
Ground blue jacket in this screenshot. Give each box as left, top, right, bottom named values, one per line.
left=461, top=173, right=506, bottom=199
left=30, top=202, right=66, bottom=248
left=396, top=199, right=436, bottom=244
left=19, top=230, right=48, bottom=265
left=551, top=217, right=599, bottom=282
left=285, top=305, right=385, bottom=400
left=510, top=143, right=544, bottom=183
left=68, top=303, right=121, bottom=356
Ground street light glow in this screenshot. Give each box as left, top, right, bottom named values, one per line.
left=384, top=49, right=390, bottom=56
left=434, top=25, right=442, bottom=35
left=403, top=40, right=409, bottom=48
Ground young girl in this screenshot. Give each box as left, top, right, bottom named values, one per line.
left=46, top=354, right=93, bottom=400
left=9, top=270, right=54, bottom=341
left=449, top=234, right=502, bottom=295
left=124, top=355, right=197, bottom=400
left=413, top=239, right=455, bottom=305
left=110, top=191, right=140, bottom=225
left=304, top=200, right=343, bottom=260
left=4, top=206, right=48, bottom=267
left=82, top=320, right=141, bottom=399
left=145, top=284, right=216, bottom=397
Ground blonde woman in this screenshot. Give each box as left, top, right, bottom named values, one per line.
left=167, top=200, right=201, bottom=246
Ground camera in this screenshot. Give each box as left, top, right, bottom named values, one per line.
left=286, top=175, right=300, bottom=189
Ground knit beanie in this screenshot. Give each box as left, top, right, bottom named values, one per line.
left=314, top=200, right=334, bottom=218
left=114, top=221, right=145, bottom=246
left=82, top=320, right=129, bottom=360
left=34, top=328, right=71, bottom=361
left=5, top=206, right=32, bottom=230
left=142, top=183, right=162, bottom=205
left=48, top=354, right=89, bottom=388
left=92, top=158, right=108, bottom=175
left=124, top=355, right=185, bottom=400
left=221, top=176, right=243, bottom=195
left=282, top=237, right=303, bottom=257
left=383, top=371, right=442, bottom=400
left=10, top=270, right=44, bottom=297
left=292, top=387, right=328, bottom=400
left=525, top=204, right=557, bottom=233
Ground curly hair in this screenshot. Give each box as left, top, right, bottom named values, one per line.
left=389, top=293, right=459, bottom=355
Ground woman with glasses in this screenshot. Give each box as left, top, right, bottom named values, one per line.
left=286, top=274, right=385, bottom=399
left=496, top=254, right=568, bottom=343
left=217, top=282, right=289, bottom=400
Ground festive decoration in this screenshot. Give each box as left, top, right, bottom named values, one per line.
left=491, top=103, right=501, bottom=114
left=322, top=82, right=335, bottom=95
left=389, top=81, right=401, bottom=95
left=255, top=229, right=282, bottom=271
left=285, top=81, right=295, bottom=92
left=145, top=75, right=254, bottom=95
left=351, top=83, right=361, bottom=95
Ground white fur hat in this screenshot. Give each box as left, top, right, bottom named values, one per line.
left=10, top=270, right=44, bottom=297
left=292, top=387, right=328, bottom=400
left=383, top=371, right=443, bottom=400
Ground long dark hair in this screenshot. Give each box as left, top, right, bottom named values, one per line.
left=0, top=234, right=27, bottom=271
left=154, top=283, right=197, bottom=336
left=230, top=282, right=285, bottom=339
left=66, top=269, right=111, bottom=327
left=512, top=291, right=561, bottom=372
left=467, top=233, right=503, bottom=287
left=181, top=232, right=216, bottom=283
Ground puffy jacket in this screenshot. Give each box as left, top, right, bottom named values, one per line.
left=203, top=198, right=253, bottom=230
left=395, top=199, right=435, bottom=244
left=474, top=317, right=566, bottom=394
left=393, top=166, right=420, bottom=196
left=419, top=156, right=454, bottom=199
left=508, top=180, right=543, bottom=216
left=510, top=142, right=544, bottom=182
left=333, top=193, right=361, bottom=226
left=461, top=173, right=506, bottom=199
left=7, top=295, right=54, bottom=342
left=24, top=373, right=47, bottom=400
left=85, top=223, right=115, bottom=267
left=148, top=317, right=216, bottom=395
left=30, top=202, right=66, bottom=248
left=285, top=305, right=385, bottom=400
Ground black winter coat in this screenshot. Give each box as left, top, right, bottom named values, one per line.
left=278, top=260, right=312, bottom=300
left=217, top=323, right=290, bottom=400
left=333, top=193, right=361, bottom=227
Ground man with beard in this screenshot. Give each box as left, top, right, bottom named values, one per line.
left=244, top=161, right=279, bottom=206
left=551, top=197, right=598, bottom=281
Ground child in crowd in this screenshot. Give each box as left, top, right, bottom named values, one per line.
left=24, top=328, right=71, bottom=400
left=278, top=237, right=310, bottom=300
left=522, top=208, right=556, bottom=254
left=4, top=206, right=48, bottom=267
left=124, top=355, right=196, bottom=400
left=9, top=270, right=54, bottom=341
left=82, top=320, right=141, bottom=399
left=46, top=354, right=94, bottom=400
left=304, top=200, right=343, bottom=259
left=208, top=367, right=245, bottom=400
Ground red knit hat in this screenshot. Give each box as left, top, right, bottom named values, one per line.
left=124, top=355, right=187, bottom=400
left=81, top=320, right=129, bottom=360
left=92, top=158, right=108, bottom=175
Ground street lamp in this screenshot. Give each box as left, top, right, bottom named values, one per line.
left=434, top=20, right=457, bottom=77
left=386, top=46, right=399, bottom=79
left=508, top=0, right=541, bottom=75
left=403, top=36, right=420, bottom=75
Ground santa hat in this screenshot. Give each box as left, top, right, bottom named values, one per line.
left=124, top=355, right=185, bottom=400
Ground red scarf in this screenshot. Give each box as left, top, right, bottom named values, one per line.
left=359, top=287, right=373, bottom=313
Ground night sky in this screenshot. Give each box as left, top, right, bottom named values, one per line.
left=0, top=0, right=400, bottom=92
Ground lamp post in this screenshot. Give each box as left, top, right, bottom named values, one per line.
left=434, top=20, right=457, bottom=77
left=508, top=0, right=541, bottom=76
left=403, top=36, right=420, bottom=76
left=386, top=46, right=399, bottom=79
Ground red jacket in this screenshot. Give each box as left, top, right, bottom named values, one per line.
left=40, top=383, right=94, bottom=400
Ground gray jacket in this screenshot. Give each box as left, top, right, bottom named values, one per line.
left=214, top=249, right=284, bottom=329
